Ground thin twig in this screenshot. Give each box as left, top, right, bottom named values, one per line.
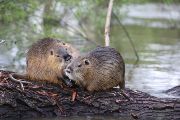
left=9, top=74, right=31, bottom=90
left=112, top=12, right=139, bottom=61
left=63, top=21, right=97, bottom=45
left=69, top=8, right=98, bottom=45
left=104, top=0, right=114, bottom=46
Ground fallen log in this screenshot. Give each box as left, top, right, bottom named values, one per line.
left=165, top=85, right=180, bottom=96
left=0, top=70, right=179, bottom=120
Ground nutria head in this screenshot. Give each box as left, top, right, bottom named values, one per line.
left=49, top=46, right=72, bottom=64
left=26, top=38, right=77, bottom=84
left=64, top=56, right=92, bottom=86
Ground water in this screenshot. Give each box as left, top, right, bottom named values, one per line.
left=111, top=25, right=180, bottom=98
left=125, top=40, right=180, bottom=98
left=114, top=3, right=180, bottom=98
left=120, top=3, right=180, bottom=28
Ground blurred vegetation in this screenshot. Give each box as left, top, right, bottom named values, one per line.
left=0, top=0, right=179, bottom=64
left=0, top=0, right=179, bottom=46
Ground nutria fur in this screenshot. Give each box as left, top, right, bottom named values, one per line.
left=12, top=38, right=79, bottom=85
left=65, top=46, right=125, bottom=92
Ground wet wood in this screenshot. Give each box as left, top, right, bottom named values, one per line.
left=165, top=85, right=180, bottom=96
left=0, top=70, right=180, bottom=120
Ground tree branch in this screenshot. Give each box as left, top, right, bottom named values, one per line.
left=0, top=70, right=179, bottom=120
left=104, top=0, right=114, bottom=46
left=112, top=12, right=139, bottom=61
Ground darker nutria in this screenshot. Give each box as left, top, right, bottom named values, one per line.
left=10, top=38, right=79, bottom=86
left=64, top=46, right=125, bottom=92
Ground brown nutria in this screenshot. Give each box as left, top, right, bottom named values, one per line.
left=64, top=46, right=125, bottom=92
left=10, top=38, right=79, bottom=86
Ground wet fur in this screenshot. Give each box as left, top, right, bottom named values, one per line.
left=65, top=46, right=125, bottom=92
left=12, top=38, right=79, bottom=85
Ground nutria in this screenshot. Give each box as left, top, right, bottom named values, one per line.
left=64, top=46, right=125, bottom=92
left=10, top=38, right=79, bottom=86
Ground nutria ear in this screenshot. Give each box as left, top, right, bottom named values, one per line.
left=84, top=59, right=90, bottom=65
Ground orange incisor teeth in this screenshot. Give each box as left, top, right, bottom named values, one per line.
left=71, top=90, right=77, bottom=101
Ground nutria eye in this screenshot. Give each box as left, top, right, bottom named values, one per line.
left=56, top=55, right=60, bottom=57
left=77, top=64, right=82, bottom=67
left=62, top=43, right=66, bottom=45
left=84, top=59, right=90, bottom=65
left=50, top=50, right=54, bottom=55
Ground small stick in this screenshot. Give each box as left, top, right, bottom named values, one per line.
left=112, top=12, right=139, bottom=61
left=71, top=90, right=77, bottom=102
left=9, top=74, right=31, bottom=90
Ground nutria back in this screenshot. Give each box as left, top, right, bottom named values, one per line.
left=26, top=38, right=79, bottom=84
left=65, top=46, right=125, bottom=92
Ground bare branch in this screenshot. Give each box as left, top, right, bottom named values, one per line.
left=61, top=21, right=98, bottom=45
left=70, top=9, right=99, bottom=45
left=104, top=0, right=114, bottom=46
left=112, top=12, right=139, bottom=61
